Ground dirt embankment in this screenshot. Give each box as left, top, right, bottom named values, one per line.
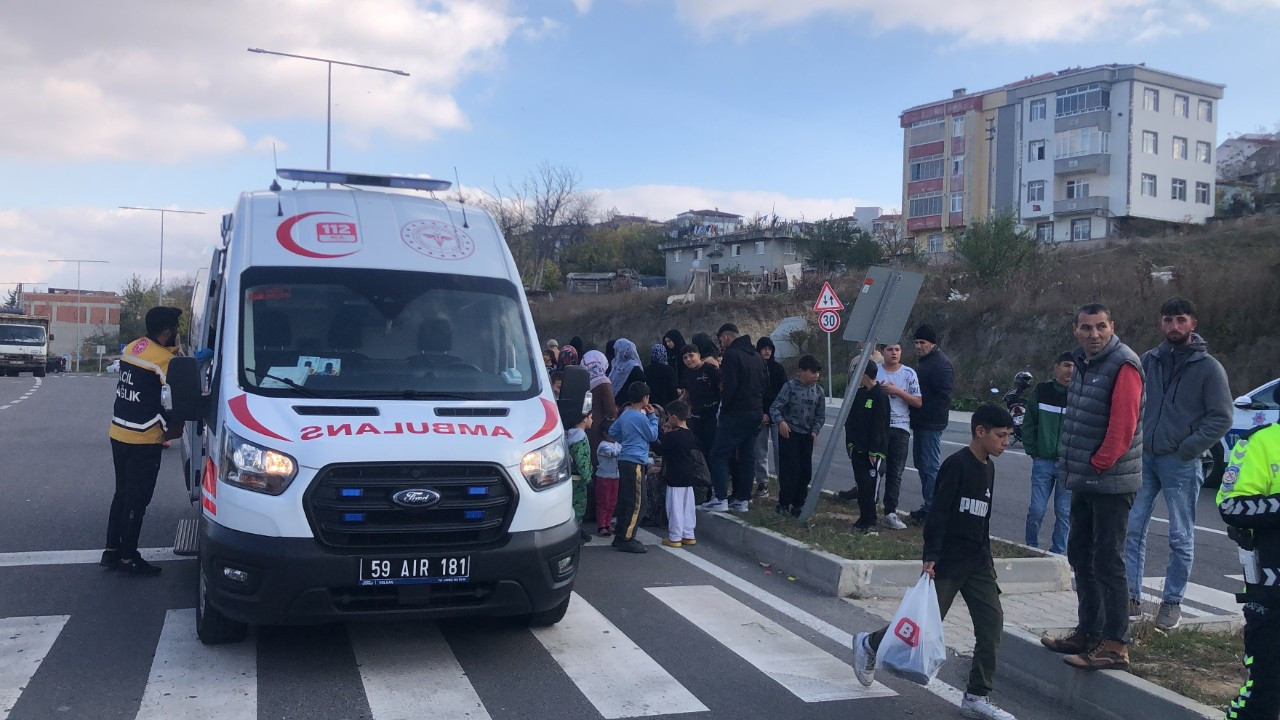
left=532, top=216, right=1280, bottom=403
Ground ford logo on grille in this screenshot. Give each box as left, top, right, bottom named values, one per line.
left=391, top=489, right=442, bottom=508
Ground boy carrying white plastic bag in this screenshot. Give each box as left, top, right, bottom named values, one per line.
left=852, top=404, right=1019, bottom=720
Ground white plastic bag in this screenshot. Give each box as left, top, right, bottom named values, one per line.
left=877, top=574, right=947, bottom=684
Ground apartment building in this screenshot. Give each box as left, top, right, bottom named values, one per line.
left=900, top=64, right=1224, bottom=253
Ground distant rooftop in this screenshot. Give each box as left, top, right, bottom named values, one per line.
left=679, top=209, right=742, bottom=219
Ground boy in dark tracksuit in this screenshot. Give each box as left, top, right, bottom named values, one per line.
left=839, top=363, right=891, bottom=531
left=853, top=404, right=1019, bottom=720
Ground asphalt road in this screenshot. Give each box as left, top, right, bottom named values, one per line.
left=0, top=373, right=1099, bottom=720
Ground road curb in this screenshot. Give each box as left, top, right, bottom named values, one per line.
left=997, top=626, right=1221, bottom=720
left=695, top=509, right=1071, bottom=598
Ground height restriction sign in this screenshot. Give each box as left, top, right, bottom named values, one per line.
left=813, top=282, right=844, bottom=312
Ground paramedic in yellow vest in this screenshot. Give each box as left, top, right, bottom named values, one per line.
left=102, top=306, right=182, bottom=576
left=1218, top=419, right=1280, bottom=720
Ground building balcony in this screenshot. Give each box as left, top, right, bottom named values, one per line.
left=907, top=215, right=942, bottom=231
left=1055, top=109, right=1111, bottom=133
left=1055, top=153, right=1110, bottom=176
left=1054, top=196, right=1110, bottom=216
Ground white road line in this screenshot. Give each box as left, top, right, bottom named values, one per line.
left=0, top=615, right=69, bottom=720
left=1143, top=577, right=1241, bottom=616
left=633, top=530, right=935, bottom=704
left=531, top=591, right=707, bottom=718
left=136, top=608, right=256, bottom=720
left=349, top=622, right=492, bottom=720
left=0, top=406, right=9, bottom=411
left=648, top=585, right=895, bottom=703
left=1148, top=515, right=1230, bottom=537
left=0, top=547, right=183, bottom=568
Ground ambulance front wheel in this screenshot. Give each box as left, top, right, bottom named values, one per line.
left=197, top=566, right=249, bottom=645
left=521, top=594, right=571, bottom=627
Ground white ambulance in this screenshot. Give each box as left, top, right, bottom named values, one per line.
left=169, top=169, right=586, bottom=644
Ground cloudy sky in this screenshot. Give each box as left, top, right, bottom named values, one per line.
left=3, top=0, right=1277, bottom=294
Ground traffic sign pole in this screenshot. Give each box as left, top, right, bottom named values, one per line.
left=813, top=283, right=845, bottom=399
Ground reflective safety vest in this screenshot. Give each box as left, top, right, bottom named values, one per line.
left=108, top=337, right=175, bottom=445
left=1217, top=423, right=1280, bottom=606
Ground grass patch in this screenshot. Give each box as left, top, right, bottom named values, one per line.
left=737, top=489, right=1041, bottom=562
left=1128, top=621, right=1246, bottom=711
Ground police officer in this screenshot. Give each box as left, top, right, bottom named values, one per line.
left=1218, top=415, right=1280, bottom=720
left=102, top=306, right=182, bottom=576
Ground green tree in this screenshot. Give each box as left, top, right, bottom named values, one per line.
left=118, top=275, right=159, bottom=341
left=3, top=288, right=17, bottom=307
left=562, top=223, right=665, bottom=276
left=951, top=210, right=1041, bottom=284
left=796, top=219, right=882, bottom=272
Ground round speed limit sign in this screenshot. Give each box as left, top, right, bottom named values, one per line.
left=818, top=309, right=841, bottom=333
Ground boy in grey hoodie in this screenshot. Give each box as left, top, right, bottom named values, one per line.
left=769, top=355, right=825, bottom=516
left=1124, top=297, right=1233, bottom=630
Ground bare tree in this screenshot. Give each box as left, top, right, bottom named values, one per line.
left=482, top=162, right=596, bottom=289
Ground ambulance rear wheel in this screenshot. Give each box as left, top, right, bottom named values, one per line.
left=196, top=567, right=248, bottom=645
left=522, top=594, right=571, bottom=627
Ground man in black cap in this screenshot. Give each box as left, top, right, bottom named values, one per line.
left=103, top=306, right=183, bottom=576
left=701, top=323, right=767, bottom=512
left=908, top=323, right=954, bottom=524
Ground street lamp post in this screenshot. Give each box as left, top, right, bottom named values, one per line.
left=47, top=259, right=108, bottom=372
left=118, top=207, right=206, bottom=306
left=246, top=48, right=409, bottom=170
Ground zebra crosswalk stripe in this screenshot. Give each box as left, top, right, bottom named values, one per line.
left=348, top=621, right=491, bottom=720
left=136, top=609, right=257, bottom=720
left=0, top=615, right=68, bottom=720
left=647, top=585, right=896, bottom=702
left=530, top=592, right=708, bottom=718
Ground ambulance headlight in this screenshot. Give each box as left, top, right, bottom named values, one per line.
left=222, top=430, right=298, bottom=495
left=520, top=437, right=571, bottom=491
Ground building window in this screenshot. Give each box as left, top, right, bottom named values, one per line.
left=910, top=116, right=944, bottom=128
left=1055, top=83, right=1110, bottom=117
left=1036, top=222, right=1054, bottom=243
left=1055, top=127, right=1109, bottom=157
left=784, top=242, right=796, bottom=255
left=1195, top=181, right=1211, bottom=204
left=1027, top=181, right=1045, bottom=202
left=695, top=248, right=703, bottom=262
left=1174, top=94, right=1189, bottom=118
left=1173, top=136, right=1188, bottom=160
left=1066, top=179, right=1090, bottom=199
left=755, top=241, right=765, bottom=255
left=1071, top=218, right=1091, bottom=241
left=1141, top=173, right=1157, bottom=197
left=927, top=234, right=944, bottom=253
left=1029, top=140, right=1046, bottom=161
left=1171, top=178, right=1187, bottom=201
left=952, top=115, right=965, bottom=137
left=673, top=250, right=682, bottom=263
left=1029, top=98, right=1047, bottom=121
left=951, top=156, right=964, bottom=175
left=1143, top=87, right=1159, bottom=112
left=908, top=192, right=944, bottom=217
left=731, top=244, right=742, bottom=257
left=1198, top=99, right=1213, bottom=122
left=1197, top=141, right=1211, bottom=164
left=950, top=192, right=963, bottom=213
left=910, top=154, right=944, bottom=181
left=1142, top=130, right=1158, bottom=155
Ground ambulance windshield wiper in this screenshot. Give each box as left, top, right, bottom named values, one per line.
left=244, top=367, right=320, bottom=397
left=334, top=390, right=482, bottom=400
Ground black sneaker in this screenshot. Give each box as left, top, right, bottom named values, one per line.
left=99, top=549, right=118, bottom=569
left=117, top=557, right=163, bottom=576
left=908, top=509, right=928, bottom=526
left=775, top=505, right=791, bottom=516
left=612, top=538, right=648, bottom=554
left=836, top=490, right=856, bottom=502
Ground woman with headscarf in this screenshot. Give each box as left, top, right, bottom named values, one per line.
left=691, top=332, right=721, bottom=368
left=645, top=343, right=678, bottom=408
left=608, top=339, right=646, bottom=408
left=662, top=329, right=687, bottom=384
left=581, top=350, right=619, bottom=463
left=555, top=345, right=579, bottom=371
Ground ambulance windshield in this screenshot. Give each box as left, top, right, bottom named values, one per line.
left=238, top=267, right=539, bottom=400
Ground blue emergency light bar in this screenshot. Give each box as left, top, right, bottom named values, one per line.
left=276, top=168, right=452, bottom=192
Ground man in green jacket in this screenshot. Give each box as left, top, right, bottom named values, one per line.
left=1023, top=352, right=1074, bottom=554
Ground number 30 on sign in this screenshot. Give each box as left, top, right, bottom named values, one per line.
left=818, top=310, right=841, bottom=333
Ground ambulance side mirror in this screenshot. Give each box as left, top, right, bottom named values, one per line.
left=168, top=356, right=208, bottom=422
left=557, top=366, right=591, bottom=421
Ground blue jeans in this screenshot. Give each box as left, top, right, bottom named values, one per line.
left=710, top=410, right=762, bottom=503
left=912, top=429, right=942, bottom=512
left=1124, top=452, right=1202, bottom=604
left=1025, top=458, right=1071, bottom=554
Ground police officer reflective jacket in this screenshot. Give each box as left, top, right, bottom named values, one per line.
left=1218, top=423, right=1280, bottom=606
left=108, top=337, right=176, bottom=445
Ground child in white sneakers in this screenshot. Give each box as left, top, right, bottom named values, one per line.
left=659, top=399, right=701, bottom=548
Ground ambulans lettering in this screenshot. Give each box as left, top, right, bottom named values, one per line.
left=298, top=422, right=514, bottom=440
left=959, top=497, right=990, bottom=517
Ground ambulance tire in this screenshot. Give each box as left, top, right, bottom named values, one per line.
left=521, top=594, right=571, bottom=627
left=197, top=566, right=248, bottom=645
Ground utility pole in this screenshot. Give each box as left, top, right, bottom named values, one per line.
left=118, top=207, right=206, bottom=306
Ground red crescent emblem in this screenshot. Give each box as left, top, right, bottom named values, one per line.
left=228, top=394, right=292, bottom=443
left=524, top=398, right=560, bottom=443
left=277, top=211, right=360, bottom=259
